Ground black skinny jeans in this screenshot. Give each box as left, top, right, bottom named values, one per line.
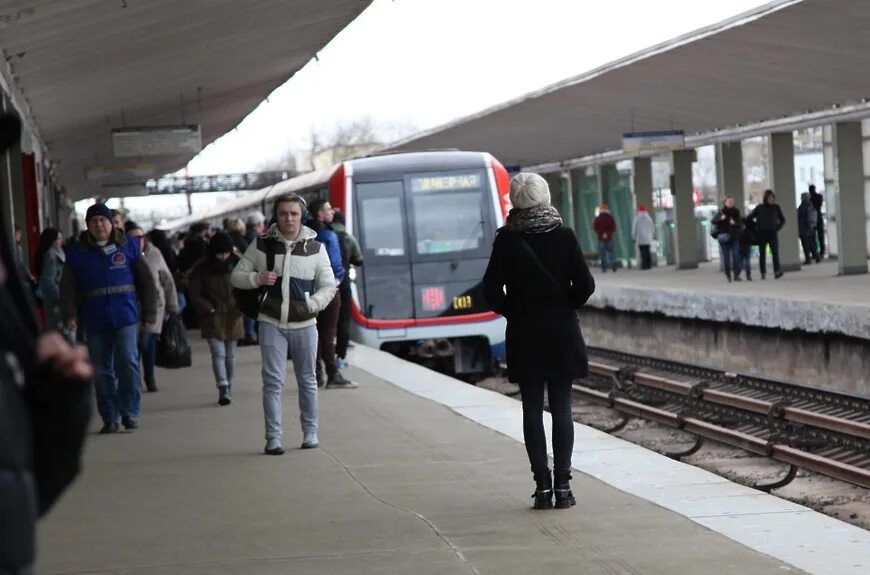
left=518, top=379, right=574, bottom=475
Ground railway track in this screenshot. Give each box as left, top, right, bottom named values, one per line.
left=574, top=347, right=870, bottom=491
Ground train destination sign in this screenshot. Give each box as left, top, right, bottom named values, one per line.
left=411, top=173, right=481, bottom=193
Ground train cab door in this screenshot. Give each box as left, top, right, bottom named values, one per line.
left=353, top=181, right=414, bottom=325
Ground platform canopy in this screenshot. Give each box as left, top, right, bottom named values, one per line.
left=384, top=0, right=870, bottom=169
left=0, top=0, right=371, bottom=200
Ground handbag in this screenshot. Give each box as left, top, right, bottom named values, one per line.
left=156, top=313, right=192, bottom=368
left=234, top=239, right=276, bottom=319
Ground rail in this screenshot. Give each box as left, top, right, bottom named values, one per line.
left=573, top=347, right=870, bottom=491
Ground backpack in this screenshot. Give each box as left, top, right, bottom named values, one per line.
left=233, top=238, right=276, bottom=319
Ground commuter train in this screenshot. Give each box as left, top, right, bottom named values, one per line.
left=161, top=151, right=512, bottom=375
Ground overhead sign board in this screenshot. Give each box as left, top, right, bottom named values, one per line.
left=622, top=130, right=685, bottom=153
left=86, top=162, right=156, bottom=181
left=99, top=183, right=150, bottom=197
left=112, top=125, right=202, bottom=158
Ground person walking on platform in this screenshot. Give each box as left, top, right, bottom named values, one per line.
left=712, top=196, right=743, bottom=282
left=244, top=211, right=267, bottom=246
left=231, top=195, right=336, bottom=453
left=798, top=192, right=821, bottom=265
left=308, top=199, right=356, bottom=389
left=739, top=216, right=756, bottom=281
left=484, top=173, right=596, bottom=511
left=127, top=224, right=179, bottom=393
left=631, top=205, right=654, bottom=270
left=593, top=204, right=617, bottom=272
left=331, top=209, right=363, bottom=367
left=189, top=232, right=243, bottom=406
left=60, top=203, right=158, bottom=433
left=34, top=228, right=67, bottom=333
left=748, top=189, right=786, bottom=280
left=809, top=184, right=825, bottom=258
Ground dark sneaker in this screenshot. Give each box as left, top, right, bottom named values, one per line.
left=264, top=439, right=285, bottom=455
left=99, top=422, right=120, bottom=434
left=326, top=372, right=358, bottom=389
left=121, top=416, right=138, bottom=430
left=145, top=380, right=158, bottom=392
left=774, top=270, right=784, bottom=279
left=218, top=386, right=231, bottom=406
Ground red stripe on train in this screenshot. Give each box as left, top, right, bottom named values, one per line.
left=350, top=300, right=499, bottom=329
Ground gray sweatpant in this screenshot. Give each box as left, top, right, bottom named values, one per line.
left=259, top=322, right=318, bottom=441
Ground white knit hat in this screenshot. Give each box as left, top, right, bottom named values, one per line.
left=509, top=173, right=551, bottom=209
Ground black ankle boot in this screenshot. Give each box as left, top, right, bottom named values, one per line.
left=531, top=470, right=553, bottom=510
left=554, top=470, right=576, bottom=509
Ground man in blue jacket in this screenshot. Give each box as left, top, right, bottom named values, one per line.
left=61, top=203, right=158, bottom=433
left=307, top=199, right=356, bottom=389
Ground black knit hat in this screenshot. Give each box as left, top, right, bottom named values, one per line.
left=208, top=231, right=234, bottom=255
left=85, top=203, right=112, bottom=222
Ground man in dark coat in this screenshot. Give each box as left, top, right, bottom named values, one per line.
left=484, top=172, right=595, bottom=511
left=0, top=110, right=93, bottom=575
left=748, top=189, right=786, bottom=279
left=798, top=192, right=820, bottom=264
left=809, top=184, right=825, bottom=258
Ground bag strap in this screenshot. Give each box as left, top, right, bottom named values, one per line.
left=516, top=235, right=567, bottom=301
left=265, top=239, right=276, bottom=273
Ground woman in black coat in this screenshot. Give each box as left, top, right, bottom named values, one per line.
left=483, top=172, right=595, bottom=510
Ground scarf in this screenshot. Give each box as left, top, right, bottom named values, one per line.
left=503, top=205, right=562, bottom=234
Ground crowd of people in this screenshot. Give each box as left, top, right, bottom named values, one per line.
left=11, top=193, right=365, bottom=446
left=588, top=184, right=827, bottom=281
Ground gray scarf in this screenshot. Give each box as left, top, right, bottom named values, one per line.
left=503, top=205, right=562, bottom=234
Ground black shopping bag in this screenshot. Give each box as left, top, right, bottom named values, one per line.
left=156, top=313, right=192, bottom=368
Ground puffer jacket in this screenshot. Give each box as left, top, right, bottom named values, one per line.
left=230, top=224, right=336, bottom=330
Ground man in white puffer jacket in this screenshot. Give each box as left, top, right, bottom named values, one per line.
left=231, top=194, right=336, bottom=454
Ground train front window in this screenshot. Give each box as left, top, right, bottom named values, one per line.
left=409, top=173, right=486, bottom=256
left=356, top=182, right=406, bottom=257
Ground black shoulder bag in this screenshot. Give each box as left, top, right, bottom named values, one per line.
left=234, top=239, right=276, bottom=320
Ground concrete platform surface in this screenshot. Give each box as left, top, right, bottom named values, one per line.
left=589, top=260, right=870, bottom=339
left=35, top=338, right=866, bottom=574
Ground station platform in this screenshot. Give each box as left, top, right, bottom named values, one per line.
left=36, top=339, right=870, bottom=574
left=588, top=259, right=870, bottom=340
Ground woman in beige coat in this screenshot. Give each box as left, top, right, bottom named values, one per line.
left=128, top=225, right=179, bottom=392
left=188, top=232, right=244, bottom=405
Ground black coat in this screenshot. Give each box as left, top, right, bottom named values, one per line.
left=0, top=223, right=91, bottom=574
left=483, top=226, right=595, bottom=383
left=750, top=203, right=785, bottom=233
left=712, top=207, right=742, bottom=237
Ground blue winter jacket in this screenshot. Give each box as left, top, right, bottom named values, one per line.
left=309, top=222, right=345, bottom=282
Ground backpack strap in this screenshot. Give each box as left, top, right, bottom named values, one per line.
left=265, top=238, right=276, bottom=273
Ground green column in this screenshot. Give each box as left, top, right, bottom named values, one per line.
left=602, top=164, right=633, bottom=263
left=573, top=168, right=599, bottom=252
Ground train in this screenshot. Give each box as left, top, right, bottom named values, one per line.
left=161, top=151, right=512, bottom=375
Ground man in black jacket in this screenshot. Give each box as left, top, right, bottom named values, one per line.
left=1, top=111, right=93, bottom=575
left=749, top=189, right=786, bottom=279
left=809, top=184, right=825, bottom=258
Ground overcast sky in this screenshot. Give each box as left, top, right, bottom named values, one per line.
left=185, top=0, right=769, bottom=176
